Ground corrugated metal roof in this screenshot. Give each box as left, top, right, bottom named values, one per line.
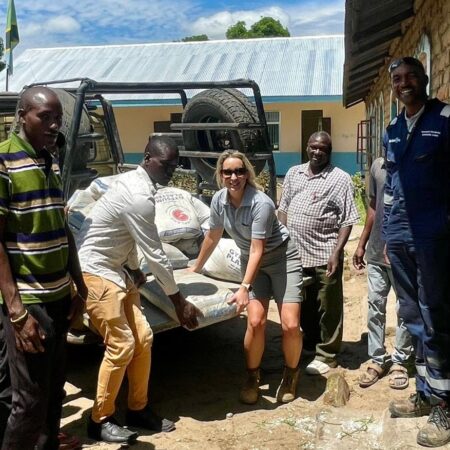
left=343, top=0, right=414, bottom=107
left=1, top=36, right=344, bottom=101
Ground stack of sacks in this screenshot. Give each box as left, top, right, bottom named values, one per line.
left=67, top=176, right=210, bottom=266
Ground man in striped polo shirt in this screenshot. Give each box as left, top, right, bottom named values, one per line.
left=0, top=87, right=87, bottom=450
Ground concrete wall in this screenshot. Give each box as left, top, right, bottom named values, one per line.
left=113, top=99, right=364, bottom=176
left=114, top=105, right=184, bottom=157
left=365, top=0, right=450, bottom=126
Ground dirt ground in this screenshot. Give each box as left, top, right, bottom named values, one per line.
left=61, top=226, right=446, bottom=449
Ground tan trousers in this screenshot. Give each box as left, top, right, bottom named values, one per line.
left=84, top=273, right=153, bottom=423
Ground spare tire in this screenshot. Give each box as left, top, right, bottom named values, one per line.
left=182, top=88, right=268, bottom=184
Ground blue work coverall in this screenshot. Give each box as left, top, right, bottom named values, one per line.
left=383, top=98, right=450, bottom=404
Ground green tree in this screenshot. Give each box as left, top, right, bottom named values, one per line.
left=226, top=21, right=249, bottom=39
left=226, top=17, right=290, bottom=39
left=181, top=34, right=209, bottom=42
left=0, top=38, right=5, bottom=73
left=249, top=17, right=290, bottom=38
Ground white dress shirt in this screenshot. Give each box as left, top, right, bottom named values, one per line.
left=77, top=166, right=179, bottom=295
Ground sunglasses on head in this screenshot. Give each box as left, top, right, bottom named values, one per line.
left=221, top=168, right=247, bottom=177
left=388, top=57, right=425, bottom=74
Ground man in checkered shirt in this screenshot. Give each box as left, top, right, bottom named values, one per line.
left=279, top=131, right=359, bottom=375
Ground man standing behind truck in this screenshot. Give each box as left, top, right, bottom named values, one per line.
left=278, top=131, right=359, bottom=375
left=77, top=136, right=202, bottom=445
left=0, top=87, right=87, bottom=449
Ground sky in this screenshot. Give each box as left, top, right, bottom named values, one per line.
left=1, top=0, right=345, bottom=56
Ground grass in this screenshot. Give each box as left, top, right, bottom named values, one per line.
left=352, top=172, right=367, bottom=225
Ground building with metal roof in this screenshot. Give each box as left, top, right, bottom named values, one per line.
left=2, top=36, right=364, bottom=174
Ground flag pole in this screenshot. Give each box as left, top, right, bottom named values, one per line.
left=5, top=0, right=19, bottom=92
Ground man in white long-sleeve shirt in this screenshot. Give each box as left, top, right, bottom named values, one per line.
left=77, top=136, right=202, bottom=445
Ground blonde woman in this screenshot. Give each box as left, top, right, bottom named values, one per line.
left=189, top=150, right=303, bottom=404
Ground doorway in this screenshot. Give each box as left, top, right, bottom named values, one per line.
left=301, top=110, right=331, bottom=162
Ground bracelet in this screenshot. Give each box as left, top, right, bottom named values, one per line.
left=10, top=309, right=28, bottom=324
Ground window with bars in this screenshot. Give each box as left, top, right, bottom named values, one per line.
left=265, top=111, right=280, bottom=150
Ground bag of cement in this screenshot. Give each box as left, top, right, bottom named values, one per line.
left=67, top=174, right=122, bottom=234
left=86, top=173, right=122, bottom=200
left=155, top=187, right=209, bottom=243
left=140, top=270, right=238, bottom=329
left=67, top=189, right=97, bottom=235
left=137, top=242, right=189, bottom=272
left=203, top=239, right=242, bottom=283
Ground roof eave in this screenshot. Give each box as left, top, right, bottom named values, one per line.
left=343, top=0, right=415, bottom=107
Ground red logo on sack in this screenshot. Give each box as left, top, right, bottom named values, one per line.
left=171, top=208, right=189, bottom=222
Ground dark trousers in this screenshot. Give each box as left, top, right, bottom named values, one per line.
left=301, top=262, right=344, bottom=363
left=387, top=239, right=450, bottom=403
left=0, top=319, right=11, bottom=445
left=0, top=297, right=70, bottom=450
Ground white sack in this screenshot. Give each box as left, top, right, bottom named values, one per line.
left=155, top=187, right=209, bottom=243
left=138, top=242, right=189, bottom=272
left=203, top=238, right=242, bottom=283
left=140, top=269, right=238, bottom=330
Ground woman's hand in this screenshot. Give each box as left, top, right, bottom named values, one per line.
left=186, top=265, right=201, bottom=274
left=227, top=286, right=250, bottom=314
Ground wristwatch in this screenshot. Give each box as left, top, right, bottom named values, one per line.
left=240, top=282, right=253, bottom=292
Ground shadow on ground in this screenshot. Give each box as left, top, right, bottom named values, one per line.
left=64, top=313, right=329, bottom=430
left=338, top=332, right=369, bottom=370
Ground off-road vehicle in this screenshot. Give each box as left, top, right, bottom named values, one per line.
left=0, top=79, right=283, bottom=342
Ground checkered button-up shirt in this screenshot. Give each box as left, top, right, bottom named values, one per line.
left=279, top=163, right=359, bottom=268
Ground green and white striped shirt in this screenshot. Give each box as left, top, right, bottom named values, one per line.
left=0, top=133, right=71, bottom=304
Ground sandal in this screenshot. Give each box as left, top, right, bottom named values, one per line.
left=359, top=363, right=385, bottom=388
left=388, top=364, right=409, bottom=390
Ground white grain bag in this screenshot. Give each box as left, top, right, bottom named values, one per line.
left=203, top=238, right=242, bottom=283
left=86, top=173, right=122, bottom=200
left=137, top=242, right=189, bottom=272
left=67, top=173, right=122, bottom=235
left=140, top=270, right=238, bottom=330
left=155, top=187, right=209, bottom=243
left=67, top=189, right=96, bottom=236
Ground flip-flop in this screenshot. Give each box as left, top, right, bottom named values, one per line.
left=359, top=363, right=385, bottom=388
left=388, top=364, right=409, bottom=390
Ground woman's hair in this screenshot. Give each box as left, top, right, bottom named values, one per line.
left=215, top=150, right=262, bottom=190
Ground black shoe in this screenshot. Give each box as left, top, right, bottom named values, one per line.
left=87, top=416, right=139, bottom=444
left=126, top=406, right=175, bottom=433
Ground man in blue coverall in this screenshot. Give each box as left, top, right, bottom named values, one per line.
left=383, top=57, right=450, bottom=447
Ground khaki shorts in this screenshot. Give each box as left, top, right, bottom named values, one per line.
left=240, top=238, right=303, bottom=303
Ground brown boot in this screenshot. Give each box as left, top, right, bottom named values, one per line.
left=276, top=366, right=300, bottom=403
left=239, top=368, right=260, bottom=404
left=389, top=392, right=432, bottom=418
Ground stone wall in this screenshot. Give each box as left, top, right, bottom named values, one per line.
left=366, top=0, right=450, bottom=123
